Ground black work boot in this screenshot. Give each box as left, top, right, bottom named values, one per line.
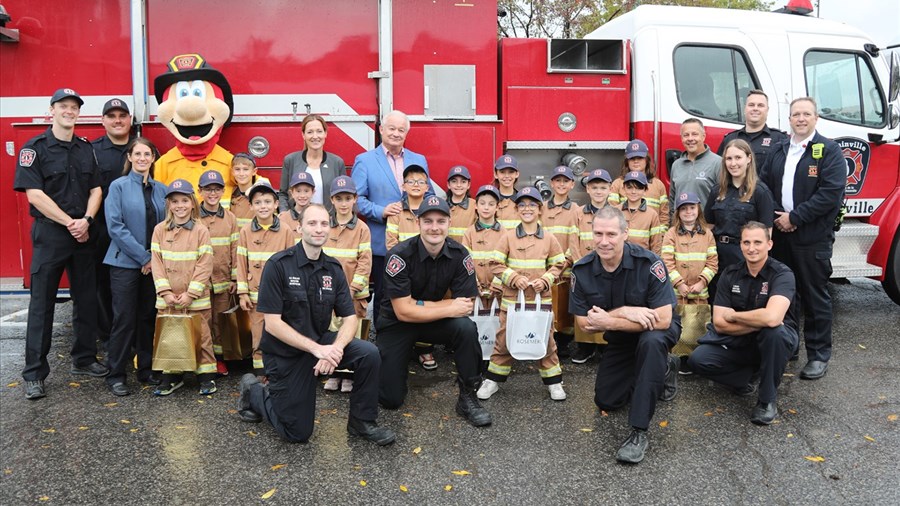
left=456, top=378, right=492, bottom=427
left=347, top=415, right=396, bottom=446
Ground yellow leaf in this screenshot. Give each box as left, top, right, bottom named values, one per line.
left=804, top=456, right=826, bottom=462
left=129, top=428, right=139, bottom=433
left=3, top=468, right=12, bottom=475
left=271, top=464, right=287, bottom=471
left=120, top=420, right=131, bottom=424
left=7, top=382, right=19, bottom=387
left=704, top=411, right=714, bottom=417
left=175, top=425, right=187, bottom=429
left=359, top=480, right=367, bottom=487
left=42, top=428, right=56, bottom=433
left=38, top=496, right=50, bottom=501
left=412, top=447, right=422, bottom=455
left=402, top=413, right=414, bottom=418
left=353, top=465, right=362, bottom=471
left=783, top=373, right=795, bottom=377
left=197, top=400, right=204, bottom=404
left=787, top=433, right=794, bottom=438
left=399, top=485, right=409, bottom=493
left=864, top=435, right=875, bottom=442
left=451, top=470, right=471, bottom=476
left=788, top=409, right=798, bottom=414
left=78, top=426, right=89, bottom=431
left=444, top=485, right=453, bottom=491
left=659, top=420, right=669, bottom=428
left=888, top=414, right=898, bottom=422
left=580, top=428, right=593, bottom=432
left=227, top=409, right=238, bottom=415
left=261, top=488, right=276, bottom=500
left=246, top=431, right=258, bottom=437
left=68, top=382, right=80, bottom=388
left=858, top=344, right=866, bottom=349
left=104, top=402, right=118, bottom=407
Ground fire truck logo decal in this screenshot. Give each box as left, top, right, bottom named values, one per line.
left=835, top=137, right=870, bottom=196
left=386, top=254, right=406, bottom=277
left=19, top=149, right=36, bottom=167
left=650, top=260, right=666, bottom=282
left=463, top=254, right=475, bottom=275
left=761, top=137, right=771, bottom=147
left=322, top=275, right=332, bottom=290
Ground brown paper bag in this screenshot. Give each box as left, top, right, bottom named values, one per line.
left=152, top=311, right=201, bottom=372
left=218, top=310, right=244, bottom=361
left=673, top=300, right=711, bottom=356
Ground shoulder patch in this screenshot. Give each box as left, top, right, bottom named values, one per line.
left=650, top=260, right=666, bottom=283
left=463, top=254, right=475, bottom=275
left=19, top=148, right=36, bottom=167
left=385, top=254, right=407, bottom=277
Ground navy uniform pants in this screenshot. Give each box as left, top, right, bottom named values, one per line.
left=594, top=322, right=679, bottom=430
left=773, top=239, right=833, bottom=362
left=249, top=333, right=380, bottom=443
left=688, top=326, right=798, bottom=403
left=105, top=267, right=157, bottom=386
left=376, top=317, right=482, bottom=409
left=23, top=220, right=99, bottom=381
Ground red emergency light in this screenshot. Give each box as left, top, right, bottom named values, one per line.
left=783, top=0, right=813, bottom=14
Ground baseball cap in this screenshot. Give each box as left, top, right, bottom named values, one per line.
left=232, top=152, right=257, bottom=167
left=584, top=169, right=612, bottom=184
left=102, top=98, right=130, bottom=116
left=475, top=184, right=501, bottom=201
left=289, top=171, right=315, bottom=188
left=402, top=164, right=428, bottom=179
left=494, top=154, right=518, bottom=171
left=50, top=88, right=84, bottom=107
left=330, top=175, right=357, bottom=196
left=447, top=165, right=471, bottom=181
left=625, top=139, right=649, bottom=159
left=551, top=165, right=575, bottom=181
left=165, top=179, right=195, bottom=197
left=623, top=171, right=649, bottom=187
left=513, top=186, right=543, bottom=204
left=415, top=195, right=451, bottom=217
left=247, top=181, right=278, bottom=201
left=198, top=170, right=225, bottom=188
left=675, top=191, right=701, bottom=209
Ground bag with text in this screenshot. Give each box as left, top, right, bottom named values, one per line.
left=470, top=297, right=500, bottom=360
left=506, top=290, right=553, bottom=360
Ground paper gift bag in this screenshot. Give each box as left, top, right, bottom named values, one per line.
left=673, top=300, right=711, bottom=356
left=219, top=303, right=250, bottom=360
left=470, top=297, right=500, bottom=360
left=506, top=290, right=553, bottom=361
left=152, top=311, right=201, bottom=372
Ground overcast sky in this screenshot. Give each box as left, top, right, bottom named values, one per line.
left=815, top=0, right=900, bottom=47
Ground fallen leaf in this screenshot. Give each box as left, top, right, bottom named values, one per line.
left=783, top=373, right=795, bottom=377
left=40, top=444, right=50, bottom=449
left=78, top=426, right=89, bottom=431
left=68, top=382, right=80, bottom=388
left=412, top=447, right=422, bottom=455
left=320, top=409, right=337, bottom=415
left=704, top=411, right=714, bottom=417
left=129, top=428, right=139, bottom=433
left=399, top=485, right=409, bottom=493
left=197, top=400, right=204, bottom=404
left=888, top=414, right=898, bottom=422
left=804, top=456, right=826, bottom=462
left=104, top=402, right=118, bottom=407
left=3, top=468, right=12, bottom=475
left=600, top=410, right=609, bottom=417
left=444, top=485, right=453, bottom=491
left=787, top=433, right=794, bottom=438
left=175, top=425, right=187, bottom=429
left=659, top=420, right=669, bottom=428
left=402, top=413, right=414, bottom=418
left=878, top=395, right=886, bottom=400
left=38, top=496, right=49, bottom=501
left=120, top=420, right=131, bottom=424
left=858, top=344, right=866, bottom=349
left=261, top=488, right=276, bottom=500
left=864, top=435, right=875, bottom=442
left=359, top=480, right=367, bottom=487
left=788, top=409, right=798, bottom=414
left=246, top=431, right=258, bottom=437
left=441, top=415, right=450, bottom=421
left=271, top=464, right=287, bottom=471
left=41, top=428, right=56, bottom=433
left=531, top=407, right=542, bottom=412
left=580, top=428, right=593, bottom=432
left=7, top=382, right=19, bottom=387
left=353, top=465, right=362, bottom=471
left=451, top=470, right=471, bottom=476
left=227, top=409, right=238, bottom=415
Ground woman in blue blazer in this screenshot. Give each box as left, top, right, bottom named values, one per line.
left=103, top=138, right=167, bottom=396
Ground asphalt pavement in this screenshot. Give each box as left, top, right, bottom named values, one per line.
left=1, top=279, right=898, bottom=505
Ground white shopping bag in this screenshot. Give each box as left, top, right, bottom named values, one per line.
left=470, top=297, right=500, bottom=360
left=506, top=290, right=553, bottom=360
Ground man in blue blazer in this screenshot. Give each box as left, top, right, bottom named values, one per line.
left=352, top=111, right=433, bottom=324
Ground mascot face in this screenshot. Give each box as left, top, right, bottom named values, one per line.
left=158, top=80, right=230, bottom=146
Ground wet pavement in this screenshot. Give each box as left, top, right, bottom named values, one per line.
left=1, top=279, right=899, bottom=504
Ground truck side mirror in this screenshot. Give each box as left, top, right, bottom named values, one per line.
left=665, top=149, right=681, bottom=174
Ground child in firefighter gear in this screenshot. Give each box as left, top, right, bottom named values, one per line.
left=197, top=170, right=239, bottom=376
left=662, top=192, right=718, bottom=304
left=321, top=176, right=372, bottom=393
left=385, top=164, right=437, bottom=370
left=461, top=184, right=505, bottom=308
left=480, top=186, right=567, bottom=401
left=620, top=171, right=664, bottom=255
left=150, top=179, right=217, bottom=396
left=447, top=165, right=476, bottom=242
left=229, top=153, right=272, bottom=229
left=278, top=171, right=315, bottom=242
left=493, top=155, right=521, bottom=230
left=609, top=139, right=670, bottom=228
left=570, top=168, right=614, bottom=364
left=236, top=182, right=296, bottom=377
left=543, top=165, right=581, bottom=358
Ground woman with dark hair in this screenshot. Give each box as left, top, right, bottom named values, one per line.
left=103, top=138, right=167, bottom=396
left=279, top=114, right=347, bottom=212
left=704, top=139, right=774, bottom=300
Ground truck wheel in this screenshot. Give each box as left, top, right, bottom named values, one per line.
left=883, top=228, right=900, bottom=306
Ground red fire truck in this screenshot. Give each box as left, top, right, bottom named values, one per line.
left=1, top=1, right=898, bottom=304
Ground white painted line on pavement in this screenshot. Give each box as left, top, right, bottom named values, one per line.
left=0, top=308, right=29, bottom=322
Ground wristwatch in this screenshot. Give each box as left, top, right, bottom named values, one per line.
left=416, top=300, right=425, bottom=306
left=85, top=215, right=94, bottom=225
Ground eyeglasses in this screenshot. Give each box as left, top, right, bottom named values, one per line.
left=200, top=187, right=224, bottom=194
left=404, top=180, right=428, bottom=186
left=516, top=202, right=539, bottom=209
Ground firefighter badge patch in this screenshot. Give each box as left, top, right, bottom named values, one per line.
left=463, top=254, right=475, bottom=275
left=650, top=260, right=666, bottom=282
left=19, top=148, right=36, bottom=168
left=386, top=254, right=406, bottom=277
